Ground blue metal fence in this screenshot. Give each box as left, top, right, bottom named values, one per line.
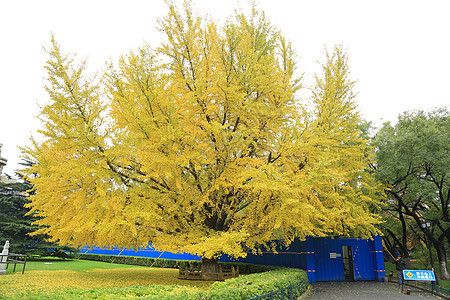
left=82, top=235, right=385, bottom=283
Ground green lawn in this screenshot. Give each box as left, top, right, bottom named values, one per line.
left=1, top=258, right=213, bottom=299
left=0, top=261, right=307, bottom=300
left=6, top=257, right=144, bottom=274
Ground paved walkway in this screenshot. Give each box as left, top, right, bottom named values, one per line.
left=302, top=281, right=442, bottom=300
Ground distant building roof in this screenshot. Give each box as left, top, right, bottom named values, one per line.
left=0, top=143, right=7, bottom=175
left=0, top=143, right=15, bottom=184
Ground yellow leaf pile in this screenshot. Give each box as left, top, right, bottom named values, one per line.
left=0, top=268, right=211, bottom=299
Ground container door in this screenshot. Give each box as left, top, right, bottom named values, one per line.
left=342, top=246, right=355, bottom=281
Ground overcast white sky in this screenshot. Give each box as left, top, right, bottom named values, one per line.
left=1, top=0, right=449, bottom=176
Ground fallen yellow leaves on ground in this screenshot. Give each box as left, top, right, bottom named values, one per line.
left=0, top=267, right=212, bottom=298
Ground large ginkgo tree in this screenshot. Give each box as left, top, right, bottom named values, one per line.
left=22, top=2, right=381, bottom=271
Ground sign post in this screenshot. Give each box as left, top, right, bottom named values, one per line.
left=402, top=269, right=436, bottom=293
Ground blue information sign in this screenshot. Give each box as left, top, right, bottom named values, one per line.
left=403, top=270, right=436, bottom=281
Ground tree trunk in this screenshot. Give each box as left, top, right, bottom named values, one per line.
left=383, top=226, right=408, bottom=262
left=382, top=235, right=396, bottom=261
left=435, top=243, right=450, bottom=280
left=397, top=201, right=410, bottom=262
left=201, top=257, right=219, bottom=274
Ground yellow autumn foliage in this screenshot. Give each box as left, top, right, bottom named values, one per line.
left=22, top=2, right=382, bottom=261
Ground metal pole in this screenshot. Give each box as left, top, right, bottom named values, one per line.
left=425, top=227, right=439, bottom=288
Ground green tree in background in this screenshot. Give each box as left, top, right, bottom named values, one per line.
left=0, top=180, right=77, bottom=258
left=373, top=108, right=449, bottom=280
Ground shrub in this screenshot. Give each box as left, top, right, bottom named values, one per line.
left=208, top=268, right=308, bottom=299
